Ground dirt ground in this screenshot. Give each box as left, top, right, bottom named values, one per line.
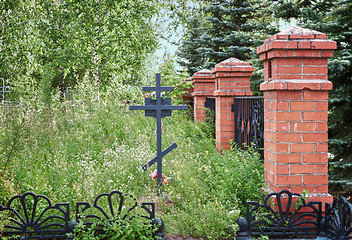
left=165, top=235, right=233, bottom=240
left=165, top=234, right=203, bottom=240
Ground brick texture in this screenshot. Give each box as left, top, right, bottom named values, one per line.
left=258, top=26, right=336, bottom=204
left=211, top=58, right=253, bottom=151
left=191, top=69, right=214, bottom=122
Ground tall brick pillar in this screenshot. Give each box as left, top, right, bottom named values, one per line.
left=191, top=69, right=214, bottom=122
left=257, top=26, right=337, bottom=202
left=212, top=58, right=253, bottom=150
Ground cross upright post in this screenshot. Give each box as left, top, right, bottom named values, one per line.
left=130, top=73, right=187, bottom=195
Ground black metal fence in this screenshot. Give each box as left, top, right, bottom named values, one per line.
left=0, top=190, right=165, bottom=240
left=236, top=190, right=352, bottom=240
left=204, top=97, right=216, bottom=138
left=232, top=96, right=264, bottom=156
left=204, top=97, right=216, bottom=123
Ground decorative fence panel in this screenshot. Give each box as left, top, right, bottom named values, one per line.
left=232, top=96, right=264, bottom=155
left=0, top=190, right=165, bottom=240
left=204, top=97, right=216, bottom=122
left=205, top=97, right=216, bottom=138
left=236, top=190, right=352, bottom=240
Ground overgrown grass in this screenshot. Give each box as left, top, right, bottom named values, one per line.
left=0, top=97, right=264, bottom=239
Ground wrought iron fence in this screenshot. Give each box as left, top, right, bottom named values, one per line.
left=232, top=96, right=264, bottom=156
left=236, top=190, right=352, bottom=240
left=205, top=97, right=216, bottom=123
left=0, top=190, right=165, bottom=240
left=204, top=97, right=216, bottom=138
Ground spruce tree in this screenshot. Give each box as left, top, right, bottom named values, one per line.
left=177, top=0, right=256, bottom=72
left=322, top=0, right=352, bottom=189
left=269, top=0, right=352, bottom=189
left=199, top=0, right=256, bottom=69
left=177, top=17, right=208, bottom=75
left=177, top=0, right=277, bottom=94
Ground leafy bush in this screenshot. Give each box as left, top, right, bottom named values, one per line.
left=0, top=96, right=264, bottom=239
left=72, top=215, right=156, bottom=240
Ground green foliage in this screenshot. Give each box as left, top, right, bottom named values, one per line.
left=0, top=0, right=35, bottom=98
left=178, top=0, right=256, bottom=70
left=72, top=215, right=156, bottom=240
left=159, top=115, right=264, bottom=238
left=0, top=97, right=264, bottom=239
left=1, top=0, right=161, bottom=103
left=157, top=54, right=192, bottom=104
left=161, top=143, right=264, bottom=239
left=269, top=0, right=352, bottom=189
left=176, top=16, right=209, bottom=75
left=254, top=235, right=269, bottom=240
left=176, top=0, right=278, bottom=94
left=323, top=0, right=352, bottom=189
left=293, top=189, right=309, bottom=210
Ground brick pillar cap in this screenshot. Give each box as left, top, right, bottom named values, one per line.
left=191, top=69, right=213, bottom=82
left=257, top=26, right=337, bottom=55
left=211, top=58, right=254, bottom=73
left=195, top=69, right=211, bottom=74
left=266, top=26, right=327, bottom=43
left=192, top=69, right=212, bottom=79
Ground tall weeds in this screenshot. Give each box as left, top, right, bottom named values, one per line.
left=0, top=98, right=264, bottom=239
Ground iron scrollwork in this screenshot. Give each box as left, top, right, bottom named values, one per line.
left=0, top=192, right=70, bottom=239
left=323, top=196, right=352, bottom=240
left=233, top=96, right=264, bottom=156
left=0, top=190, right=164, bottom=239
left=75, top=190, right=154, bottom=223
left=246, top=190, right=322, bottom=237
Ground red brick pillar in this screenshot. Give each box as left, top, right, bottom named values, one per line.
left=191, top=69, right=214, bottom=122
left=180, top=77, right=194, bottom=109
left=212, top=58, right=253, bottom=150
left=257, top=26, right=336, bottom=202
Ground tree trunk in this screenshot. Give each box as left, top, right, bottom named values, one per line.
left=93, top=41, right=100, bottom=101
left=58, top=73, right=65, bottom=103
left=0, top=11, right=8, bottom=54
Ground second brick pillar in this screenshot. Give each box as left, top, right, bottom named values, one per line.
left=212, top=58, right=253, bottom=151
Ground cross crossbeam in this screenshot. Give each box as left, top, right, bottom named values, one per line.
left=141, top=143, right=177, bottom=171
left=130, top=105, right=186, bottom=111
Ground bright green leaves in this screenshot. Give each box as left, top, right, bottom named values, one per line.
left=1, top=0, right=162, bottom=103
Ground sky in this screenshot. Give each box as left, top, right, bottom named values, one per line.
left=152, top=16, right=297, bottom=71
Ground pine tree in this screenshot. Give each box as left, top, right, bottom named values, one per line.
left=177, top=0, right=256, bottom=73
left=322, top=0, right=352, bottom=189
left=199, top=0, right=256, bottom=69
left=270, top=0, right=352, bottom=189
left=176, top=17, right=208, bottom=75
left=177, top=0, right=277, bottom=94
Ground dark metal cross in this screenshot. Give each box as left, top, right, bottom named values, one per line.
left=130, top=73, right=187, bottom=194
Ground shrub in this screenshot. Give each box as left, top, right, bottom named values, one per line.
left=0, top=98, right=264, bottom=239
left=72, top=215, right=156, bottom=240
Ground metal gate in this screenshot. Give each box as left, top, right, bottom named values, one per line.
left=232, top=96, right=264, bottom=155
left=204, top=97, right=216, bottom=138
left=204, top=97, right=215, bottom=122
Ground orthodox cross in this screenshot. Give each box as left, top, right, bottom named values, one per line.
left=130, top=73, right=187, bottom=194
